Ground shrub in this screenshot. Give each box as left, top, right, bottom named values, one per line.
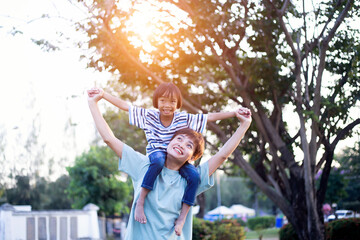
left=235, top=218, right=247, bottom=227
left=325, top=218, right=360, bottom=240
left=279, top=224, right=298, bottom=240
left=193, top=218, right=245, bottom=240
left=217, top=218, right=246, bottom=227
left=279, top=218, right=360, bottom=240
left=193, top=217, right=213, bottom=240
left=214, top=221, right=245, bottom=240
left=247, top=216, right=276, bottom=230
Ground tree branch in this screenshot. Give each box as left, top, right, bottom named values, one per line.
left=265, top=0, right=300, bottom=68
left=331, top=118, right=360, bottom=149
left=232, top=152, right=291, bottom=217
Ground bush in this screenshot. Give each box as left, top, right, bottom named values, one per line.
left=235, top=218, right=247, bottom=227
left=217, top=218, right=246, bottom=227
left=279, top=224, right=298, bottom=240
left=193, top=217, right=213, bottom=240
left=247, top=216, right=276, bottom=230
left=193, top=218, right=245, bottom=240
left=279, top=218, right=360, bottom=240
left=326, top=218, right=360, bottom=240
left=214, top=221, right=245, bottom=240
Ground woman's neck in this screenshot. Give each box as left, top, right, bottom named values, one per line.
left=164, top=155, right=182, bottom=171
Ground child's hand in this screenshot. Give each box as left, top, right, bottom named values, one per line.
left=237, top=107, right=251, bottom=117
left=87, top=88, right=104, bottom=102
left=235, top=107, right=252, bottom=124
left=87, top=87, right=104, bottom=98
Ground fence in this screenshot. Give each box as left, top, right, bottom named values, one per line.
left=0, top=203, right=100, bottom=240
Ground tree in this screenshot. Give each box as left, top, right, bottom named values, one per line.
left=0, top=128, right=6, bottom=185
left=6, top=175, right=31, bottom=205
left=44, top=175, right=73, bottom=210
left=103, top=109, right=147, bottom=154
left=204, top=176, right=268, bottom=212
left=4, top=175, right=73, bottom=210
left=71, top=0, right=359, bottom=239
left=67, top=145, right=132, bottom=216
left=317, top=142, right=360, bottom=210
left=335, top=142, right=360, bottom=210
left=0, top=183, right=6, bottom=205
left=321, top=168, right=348, bottom=205
left=30, top=177, right=51, bottom=210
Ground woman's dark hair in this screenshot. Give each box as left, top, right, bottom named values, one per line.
left=153, top=82, right=182, bottom=109
left=171, top=128, right=205, bottom=161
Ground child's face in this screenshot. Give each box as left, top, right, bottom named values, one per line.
left=167, top=134, right=195, bottom=164
left=157, top=95, right=178, bottom=117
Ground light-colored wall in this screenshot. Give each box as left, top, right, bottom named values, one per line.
left=10, top=214, right=25, bottom=240
left=0, top=203, right=101, bottom=240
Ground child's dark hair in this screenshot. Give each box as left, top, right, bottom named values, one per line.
left=153, top=82, right=182, bottom=109
left=171, top=128, right=205, bottom=161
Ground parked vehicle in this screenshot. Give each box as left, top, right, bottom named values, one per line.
left=328, top=210, right=355, bottom=222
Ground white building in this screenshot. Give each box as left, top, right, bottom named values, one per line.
left=0, top=203, right=100, bottom=240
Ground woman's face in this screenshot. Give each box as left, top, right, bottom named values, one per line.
left=167, top=134, right=195, bottom=164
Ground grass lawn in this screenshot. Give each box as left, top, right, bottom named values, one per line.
left=245, top=227, right=280, bottom=239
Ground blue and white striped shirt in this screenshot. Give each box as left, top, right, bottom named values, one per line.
left=129, top=105, right=208, bottom=156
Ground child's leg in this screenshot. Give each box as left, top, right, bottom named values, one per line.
left=174, top=203, right=191, bottom=236
left=179, top=162, right=200, bottom=206
left=135, top=151, right=166, bottom=224
left=134, top=188, right=150, bottom=224
left=175, top=163, right=200, bottom=235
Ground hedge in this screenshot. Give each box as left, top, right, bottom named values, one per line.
left=247, top=216, right=276, bottom=231
left=279, top=218, right=360, bottom=240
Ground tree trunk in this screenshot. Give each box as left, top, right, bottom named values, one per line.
left=289, top=202, right=325, bottom=240
left=284, top=176, right=325, bottom=240
left=195, top=193, right=206, bottom=218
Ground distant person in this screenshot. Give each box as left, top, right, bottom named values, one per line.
left=87, top=88, right=252, bottom=240
left=88, top=83, right=240, bottom=235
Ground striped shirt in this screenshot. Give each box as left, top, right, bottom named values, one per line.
left=129, top=105, right=208, bottom=156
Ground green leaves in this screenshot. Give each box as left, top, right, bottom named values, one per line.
left=66, top=145, right=132, bottom=216
left=4, top=175, right=73, bottom=210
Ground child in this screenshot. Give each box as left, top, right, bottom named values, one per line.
left=89, top=83, right=238, bottom=235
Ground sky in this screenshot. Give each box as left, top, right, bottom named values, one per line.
left=0, top=0, right=111, bottom=182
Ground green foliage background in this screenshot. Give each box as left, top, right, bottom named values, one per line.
left=66, top=145, right=132, bottom=216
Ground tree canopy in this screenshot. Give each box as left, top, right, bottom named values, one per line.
left=334, top=142, right=360, bottom=210
left=67, top=145, right=132, bottom=216
left=71, top=0, right=359, bottom=239
left=4, top=175, right=73, bottom=210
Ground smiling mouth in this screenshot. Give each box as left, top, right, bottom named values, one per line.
left=173, top=146, right=183, bottom=154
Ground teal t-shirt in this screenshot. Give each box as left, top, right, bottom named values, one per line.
left=119, top=144, right=214, bottom=240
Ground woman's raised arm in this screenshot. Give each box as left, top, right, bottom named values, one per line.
left=88, top=89, right=124, bottom=158
left=207, top=108, right=252, bottom=176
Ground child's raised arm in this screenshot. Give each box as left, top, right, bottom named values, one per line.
left=207, top=108, right=252, bottom=176
left=88, top=89, right=124, bottom=158
left=91, top=87, right=130, bottom=112
left=207, top=111, right=236, bottom=122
